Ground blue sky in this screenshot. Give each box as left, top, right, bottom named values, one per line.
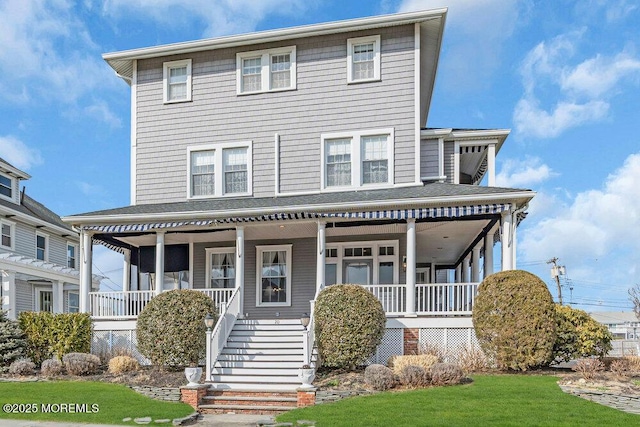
left=1, top=0, right=639, bottom=312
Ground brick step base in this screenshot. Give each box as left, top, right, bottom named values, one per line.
left=199, top=404, right=295, bottom=415
left=200, top=390, right=299, bottom=414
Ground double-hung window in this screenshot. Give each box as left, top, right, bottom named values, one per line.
left=163, top=59, right=192, bottom=103
left=36, top=232, right=48, bottom=261
left=67, top=243, right=77, bottom=269
left=206, top=248, right=236, bottom=289
left=256, top=245, right=292, bottom=306
left=321, top=128, right=394, bottom=190
left=68, top=292, right=79, bottom=313
left=188, top=143, right=252, bottom=198
left=237, top=46, right=296, bottom=94
left=0, top=173, right=11, bottom=199
left=1, top=221, right=13, bottom=249
left=347, top=35, right=381, bottom=83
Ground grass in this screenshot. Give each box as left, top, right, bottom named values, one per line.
left=0, top=381, right=194, bottom=425
left=277, top=375, right=640, bottom=426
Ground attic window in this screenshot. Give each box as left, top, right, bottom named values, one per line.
left=163, top=59, right=192, bottom=103
left=0, top=174, right=11, bottom=198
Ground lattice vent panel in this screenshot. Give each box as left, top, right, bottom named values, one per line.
left=419, top=328, right=481, bottom=363
left=366, top=328, right=404, bottom=365
left=92, top=329, right=150, bottom=365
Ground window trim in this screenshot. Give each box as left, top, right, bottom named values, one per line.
left=187, top=141, right=253, bottom=199
left=0, top=172, right=13, bottom=201
left=67, top=242, right=78, bottom=269
left=205, top=247, right=236, bottom=289
left=236, top=46, right=297, bottom=95
left=0, top=219, right=15, bottom=250
left=256, top=244, right=292, bottom=307
left=320, top=128, right=394, bottom=191
left=35, top=287, right=53, bottom=312
left=35, top=231, right=49, bottom=262
left=325, top=240, right=399, bottom=286
left=347, top=35, right=381, bottom=84
left=163, top=59, right=192, bottom=104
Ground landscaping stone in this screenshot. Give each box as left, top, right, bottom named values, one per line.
left=122, top=417, right=132, bottom=422
left=134, top=416, right=152, bottom=424
left=172, top=411, right=200, bottom=426
left=155, top=419, right=171, bottom=423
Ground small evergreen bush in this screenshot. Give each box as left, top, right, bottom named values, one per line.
left=364, top=364, right=396, bottom=391
left=0, top=310, right=26, bottom=372
left=62, top=352, right=100, bottom=375
left=314, top=284, right=386, bottom=369
left=399, top=365, right=430, bottom=388
left=553, top=304, right=612, bottom=362
left=430, top=362, right=465, bottom=386
left=40, top=358, right=63, bottom=376
left=8, top=358, right=35, bottom=376
left=473, top=270, right=556, bottom=371
left=137, top=290, right=217, bottom=368
left=108, top=355, right=140, bottom=374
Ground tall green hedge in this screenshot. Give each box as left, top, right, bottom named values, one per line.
left=553, top=304, right=612, bottom=362
left=472, top=270, right=556, bottom=371
left=314, top=284, right=386, bottom=369
left=18, top=312, right=92, bottom=365
left=136, top=290, right=217, bottom=368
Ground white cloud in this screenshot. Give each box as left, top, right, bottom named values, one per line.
left=76, top=181, right=102, bottom=196
left=514, top=30, right=640, bottom=139
left=496, top=156, right=557, bottom=188
left=84, top=101, right=123, bottom=128
left=398, top=0, right=522, bottom=92
left=101, top=0, right=317, bottom=37
left=0, top=136, right=44, bottom=170
left=520, top=152, right=640, bottom=286
left=0, top=0, right=116, bottom=107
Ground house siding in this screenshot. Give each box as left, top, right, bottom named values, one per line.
left=420, top=139, right=439, bottom=178
left=15, top=279, right=33, bottom=314
left=443, top=141, right=455, bottom=184
left=134, top=24, right=417, bottom=204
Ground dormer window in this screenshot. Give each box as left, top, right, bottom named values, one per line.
left=347, top=35, right=381, bottom=83
left=163, top=59, right=192, bottom=103
left=0, top=173, right=11, bottom=199
left=237, top=46, right=296, bottom=94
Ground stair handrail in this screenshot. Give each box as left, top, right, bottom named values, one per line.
left=206, top=286, right=241, bottom=381
left=303, top=286, right=322, bottom=368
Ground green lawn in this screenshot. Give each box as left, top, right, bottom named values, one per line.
left=0, top=381, right=194, bottom=425
left=278, top=375, right=640, bottom=427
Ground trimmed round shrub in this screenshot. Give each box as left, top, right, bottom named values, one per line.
left=553, top=304, right=612, bottom=362
left=137, top=290, right=217, bottom=368
left=108, top=355, right=140, bottom=374
left=399, top=365, right=430, bottom=388
left=0, top=310, right=26, bottom=372
left=40, top=358, right=63, bottom=376
left=364, top=364, right=396, bottom=391
left=62, top=352, right=100, bottom=375
left=473, top=270, right=556, bottom=371
left=430, top=362, right=464, bottom=386
left=8, top=358, right=35, bottom=376
left=314, top=284, right=386, bottom=369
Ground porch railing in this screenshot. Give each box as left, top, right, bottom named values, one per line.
left=89, top=288, right=234, bottom=319
left=415, top=283, right=478, bottom=315
left=362, top=284, right=406, bottom=315
left=206, top=286, right=241, bottom=381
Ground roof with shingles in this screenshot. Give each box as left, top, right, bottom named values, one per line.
left=0, top=192, right=74, bottom=232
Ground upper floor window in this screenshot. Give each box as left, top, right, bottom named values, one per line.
left=1, top=221, right=13, bottom=249
left=347, top=35, right=381, bottom=83
left=67, top=243, right=77, bottom=269
left=188, top=143, right=252, bottom=198
left=0, top=173, right=11, bottom=199
left=237, top=46, right=296, bottom=94
left=36, top=232, right=48, bottom=261
left=321, top=128, right=394, bottom=190
left=163, top=59, right=192, bottom=103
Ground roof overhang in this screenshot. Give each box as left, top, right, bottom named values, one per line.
left=0, top=162, right=30, bottom=180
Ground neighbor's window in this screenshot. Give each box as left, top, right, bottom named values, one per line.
left=67, top=243, right=77, bottom=269
left=38, top=290, right=53, bottom=312
left=1, top=222, right=12, bottom=249
left=68, top=292, right=79, bottom=313
left=163, top=59, right=192, bottom=103
left=347, top=35, right=381, bottom=83
left=36, top=233, right=48, bottom=261
left=237, top=46, right=296, bottom=94
left=0, top=174, right=11, bottom=198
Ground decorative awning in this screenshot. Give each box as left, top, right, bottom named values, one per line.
left=84, top=203, right=511, bottom=234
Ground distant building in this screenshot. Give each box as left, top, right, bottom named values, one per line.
left=590, top=311, right=639, bottom=340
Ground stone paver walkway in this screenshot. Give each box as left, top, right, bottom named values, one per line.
left=560, top=384, right=640, bottom=415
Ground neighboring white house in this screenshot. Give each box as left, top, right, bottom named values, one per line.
left=64, top=8, right=535, bottom=393
left=0, top=157, right=101, bottom=320
left=590, top=311, right=640, bottom=339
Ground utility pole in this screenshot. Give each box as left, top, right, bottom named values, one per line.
left=547, top=257, right=566, bottom=305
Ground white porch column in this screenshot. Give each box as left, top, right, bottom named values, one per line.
left=471, top=246, right=481, bottom=282
left=52, top=280, right=64, bottom=314
left=122, top=249, right=131, bottom=292
left=455, top=265, right=461, bottom=283
left=1, top=270, right=16, bottom=320
left=430, top=259, right=436, bottom=283
left=462, top=256, right=470, bottom=283
left=484, top=232, right=494, bottom=278
left=79, top=230, right=93, bottom=313
left=501, top=211, right=514, bottom=271
left=405, top=219, right=417, bottom=316
left=316, top=221, right=326, bottom=294
left=487, top=143, right=496, bottom=186
left=155, top=231, right=165, bottom=296
left=235, top=226, right=245, bottom=317
left=512, top=220, right=518, bottom=270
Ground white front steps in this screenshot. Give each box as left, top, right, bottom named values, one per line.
left=210, top=319, right=305, bottom=392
